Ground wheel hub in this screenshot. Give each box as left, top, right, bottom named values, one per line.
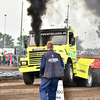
left=70, top=67, right=73, bottom=80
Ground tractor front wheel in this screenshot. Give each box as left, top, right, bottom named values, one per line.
left=63, top=63, right=73, bottom=82
left=23, top=72, right=34, bottom=85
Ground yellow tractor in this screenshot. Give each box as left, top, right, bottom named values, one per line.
left=19, top=27, right=94, bottom=87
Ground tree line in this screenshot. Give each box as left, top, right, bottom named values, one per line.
left=0, top=32, right=14, bottom=48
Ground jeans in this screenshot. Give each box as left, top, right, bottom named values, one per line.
left=39, top=78, right=58, bottom=100
left=3, top=60, right=5, bottom=65
left=8, top=61, right=10, bottom=66
left=0, top=59, right=1, bottom=65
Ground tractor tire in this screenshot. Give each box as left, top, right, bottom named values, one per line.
left=63, top=63, right=73, bottom=82
left=23, top=72, right=34, bottom=85
left=76, top=67, right=93, bottom=87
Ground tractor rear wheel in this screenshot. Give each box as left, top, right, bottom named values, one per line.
left=76, top=67, right=93, bottom=87
left=23, top=72, right=34, bottom=85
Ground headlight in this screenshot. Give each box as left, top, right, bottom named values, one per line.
left=21, top=61, right=28, bottom=66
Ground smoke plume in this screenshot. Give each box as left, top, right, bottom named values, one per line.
left=84, top=0, right=100, bottom=17
left=27, top=0, right=49, bottom=46
left=84, top=0, right=100, bottom=39
left=93, top=69, right=100, bottom=87
left=41, top=36, right=52, bottom=46
left=96, top=22, right=100, bottom=38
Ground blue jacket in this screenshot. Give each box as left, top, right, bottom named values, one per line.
left=8, top=56, right=10, bottom=61
left=40, top=49, right=64, bottom=78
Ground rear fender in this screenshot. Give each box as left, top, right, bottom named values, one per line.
left=73, top=58, right=94, bottom=79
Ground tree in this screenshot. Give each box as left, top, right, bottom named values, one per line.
left=0, top=32, right=14, bottom=48
left=17, top=35, right=29, bottom=48
left=0, top=32, right=4, bottom=47
left=75, top=36, right=83, bottom=51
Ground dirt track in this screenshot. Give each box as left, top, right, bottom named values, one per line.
left=0, top=65, right=100, bottom=100
left=0, top=79, right=100, bottom=100
left=0, top=64, right=18, bottom=72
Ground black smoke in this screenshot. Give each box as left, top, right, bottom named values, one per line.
left=84, top=0, right=100, bottom=17
left=84, top=0, right=100, bottom=39
left=41, top=36, right=52, bottom=46
left=96, top=23, right=100, bottom=38
left=27, top=0, right=49, bottom=46
left=92, top=69, right=100, bottom=87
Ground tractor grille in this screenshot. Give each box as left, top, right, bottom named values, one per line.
left=29, top=51, right=47, bottom=64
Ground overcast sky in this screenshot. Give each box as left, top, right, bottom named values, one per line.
left=0, top=0, right=31, bottom=45
left=0, top=0, right=100, bottom=49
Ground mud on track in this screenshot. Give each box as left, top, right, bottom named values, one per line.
left=0, top=65, right=100, bottom=100
left=0, top=79, right=100, bottom=100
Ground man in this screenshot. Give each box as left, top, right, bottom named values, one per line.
left=0, top=56, right=1, bottom=65
left=3, top=54, right=5, bottom=65
left=39, top=41, right=64, bottom=100
left=10, top=53, right=12, bottom=66
left=8, top=54, right=10, bottom=66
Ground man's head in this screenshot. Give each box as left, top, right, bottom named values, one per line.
left=47, top=41, right=53, bottom=50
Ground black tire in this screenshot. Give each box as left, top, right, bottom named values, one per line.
left=23, top=72, right=34, bottom=85
left=63, top=63, right=73, bottom=82
left=76, top=67, right=93, bottom=87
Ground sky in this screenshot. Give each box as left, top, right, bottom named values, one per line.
left=0, top=0, right=100, bottom=49
left=0, top=0, right=31, bottom=45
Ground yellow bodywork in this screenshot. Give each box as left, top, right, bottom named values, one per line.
left=19, top=28, right=95, bottom=80
left=73, top=58, right=94, bottom=79
left=19, top=66, right=40, bottom=72
left=19, top=47, right=94, bottom=80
